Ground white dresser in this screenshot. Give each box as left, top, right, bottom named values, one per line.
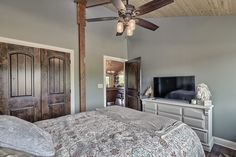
left=142, top=98, right=214, bottom=152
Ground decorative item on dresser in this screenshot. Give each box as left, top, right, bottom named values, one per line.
left=196, top=83, right=212, bottom=106
left=142, top=98, right=214, bottom=152
left=144, top=86, right=153, bottom=98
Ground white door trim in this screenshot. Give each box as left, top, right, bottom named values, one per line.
left=103, top=55, right=127, bottom=107
left=0, top=36, right=76, bottom=114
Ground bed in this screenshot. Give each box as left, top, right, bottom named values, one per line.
left=0, top=106, right=204, bottom=157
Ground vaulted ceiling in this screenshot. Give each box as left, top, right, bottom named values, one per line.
left=105, top=0, right=236, bottom=18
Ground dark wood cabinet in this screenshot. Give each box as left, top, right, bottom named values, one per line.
left=0, top=42, right=70, bottom=122
left=106, top=89, right=118, bottom=103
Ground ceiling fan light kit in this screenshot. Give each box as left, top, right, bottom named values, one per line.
left=117, top=19, right=135, bottom=36
left=117, top=22, right=124, bottom=33
left=127, top=26, right=134, bottom=36
left=129, top=19, right=136, bottom=31
left=86, top=0, right=174, bottom=36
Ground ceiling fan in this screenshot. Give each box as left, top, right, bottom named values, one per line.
left=86, top=0, right=174, bottom=36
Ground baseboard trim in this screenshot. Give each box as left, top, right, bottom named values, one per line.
left=214, top=137, right=236, bottom=150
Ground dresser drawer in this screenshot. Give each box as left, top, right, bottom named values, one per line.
left=158, top=111, right=182, bottom=121
left=193, top=129, right=208, bottom=143
left=183, top=117, right=205, bottom=129
left=143, top=102, right=157, bottom=110
left=183, top=108, right=205, bottom=120
left=143, top=108, right=157, bottom=114
left=158, top=104, right=182, bottom=115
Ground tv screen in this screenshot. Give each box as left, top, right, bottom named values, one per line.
left=153, top=76, right=195, bottom=102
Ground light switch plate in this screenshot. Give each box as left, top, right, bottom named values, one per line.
left=97, top=84, right=103, bottom=89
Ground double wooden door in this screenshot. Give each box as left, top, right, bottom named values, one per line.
left=0, top=43, right=70, bottom=122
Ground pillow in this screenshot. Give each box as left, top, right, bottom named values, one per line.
left=0, top=115, right=55, bottom=157
left=0, top=147, right=33, bottom=157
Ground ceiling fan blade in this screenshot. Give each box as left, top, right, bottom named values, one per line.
left=137, top=0, right=174, bottom=16
left=136, top=18, right=159, bottom=31
left=112, top=0, right=126, bottom=11
left=87, top=17, right=118, bottom=22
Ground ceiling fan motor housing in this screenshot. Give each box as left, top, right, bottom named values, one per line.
left=119, top=4, right=136, bottom=23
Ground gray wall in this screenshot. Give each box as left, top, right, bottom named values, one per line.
left=0, top=0, right=127, bottom=112
left=86, top=7, right=127, bottom=110
left=127, top=16, right=236, bottom=141
left=0, top=0, right=80, bottom=112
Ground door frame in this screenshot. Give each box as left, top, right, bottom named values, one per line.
left=103, top=55, right=127, bottom=107
left=0, top=36, right=76, bottom=114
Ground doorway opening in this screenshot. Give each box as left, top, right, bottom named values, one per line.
left=103, top=56, right=127, bottom=107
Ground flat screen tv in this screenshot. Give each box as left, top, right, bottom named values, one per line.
left=153, top=76, right=195, bottom=102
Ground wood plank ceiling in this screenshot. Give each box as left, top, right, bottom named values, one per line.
left=106, top=0, right=236, bottom=17
left=106, top=60, right=124, bottom=74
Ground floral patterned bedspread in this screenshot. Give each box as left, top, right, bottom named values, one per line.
left=35, top=106, right=205, bottom=157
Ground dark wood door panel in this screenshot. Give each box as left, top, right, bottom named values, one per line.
left=41, top=49, right=70, bottom=120
left=0, top=43, right=41, bottom=122
left=49, top=103, right=65, bottom=118
left=10, top=53, right=33, bottom=97
left=125, top=57, right=141, bottom=111
left=48, top=95, right=66, bottom=117
left=10, top=107, right=35, bottom=122
left=49, top=57, right=65, bottom=94
left=126, top=95, right=139, bottom=109
left=0, top=43, right=9, bottom=115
